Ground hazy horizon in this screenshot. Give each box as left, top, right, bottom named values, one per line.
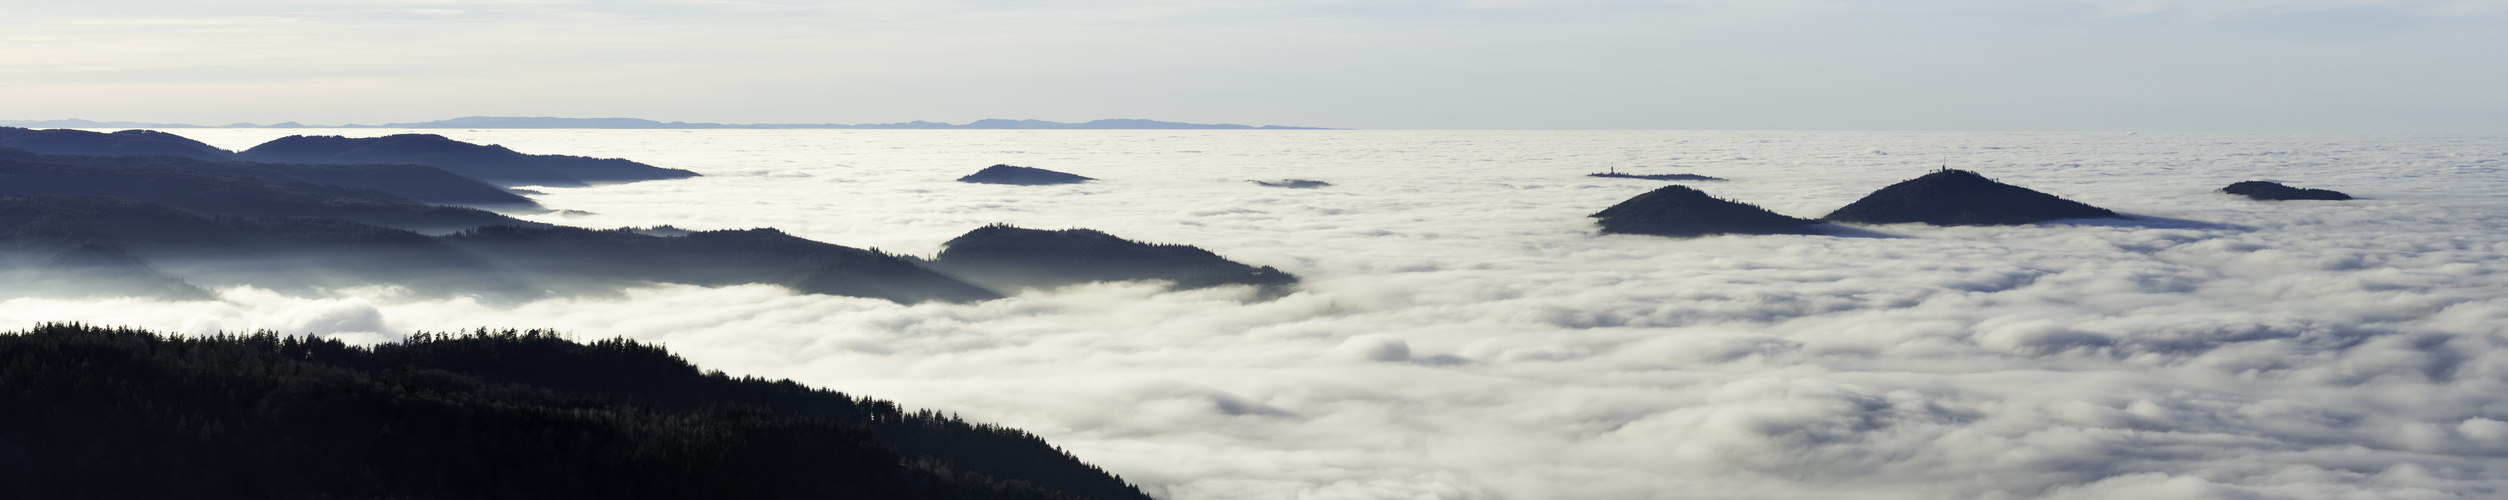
left=23, top=119, right=2508, bottom=134
left=5, top=1, right=2505, bottom=133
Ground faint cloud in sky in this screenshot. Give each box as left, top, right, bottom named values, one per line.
left=0, top=0, right=2502, bottom=131
left=2061, top=0, right=2508, bottom=18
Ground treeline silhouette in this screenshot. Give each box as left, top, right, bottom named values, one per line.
left=0, top=323, right=1151, bottom=500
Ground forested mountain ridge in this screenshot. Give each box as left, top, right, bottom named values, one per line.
left=240, top=134, right=699, bottom=187
left=0, top=147, right=539, bottom=208
left=442, top=225, right=1004, bottom=303
left=0, top=194, right=530, bottom=299
left=0, top=323, right=1151, bottom=500
left=0, top=155, right=541, bottom=234
left=0, top=195, right=1004, bottom=303
left=1, top=126, right=699, bottom=189
left=0, top=127, right=233, bottom=160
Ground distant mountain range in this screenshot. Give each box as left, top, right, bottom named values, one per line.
left=0, top=116, right=1339, bottom=130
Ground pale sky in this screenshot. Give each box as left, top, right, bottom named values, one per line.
left=4, top=0, right=2503, bottom=131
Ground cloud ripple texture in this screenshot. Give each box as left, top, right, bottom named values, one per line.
left=10, top=130, right=2508, bottom=500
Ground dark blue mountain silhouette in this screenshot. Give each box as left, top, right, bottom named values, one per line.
left=0, top=147, right=536, bottom=209
left=958, top=165, right=1095, bottom=185
left=2221, top=180, right=2351, bottom=201
left=0, top=127, right=233, bottom=161
left=1823, top=169, right=2121, bottom=226
left=1592, top=185, right=1823, bottom=237
left=0, top=156, right=534, bottom=234
left=925, top=224, right=1297, bottom=295
left=240, top=134, right=698, bottom=187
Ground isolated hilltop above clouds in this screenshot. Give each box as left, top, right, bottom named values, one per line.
left=957, top=164, right=1095, bottom=185
left=1823, top=168, right=2122, bottom=226
left=2222, top=180, right=2352, bottom=201
left=1591, top=185, right=1823, bottom=237
left=925, top=224, right=1299, bottom=295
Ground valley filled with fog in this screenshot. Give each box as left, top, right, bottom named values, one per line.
left=10, top=129, right=2507, bottom=499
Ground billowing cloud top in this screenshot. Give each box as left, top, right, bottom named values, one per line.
left=9, top=128, right=2507, bottom=499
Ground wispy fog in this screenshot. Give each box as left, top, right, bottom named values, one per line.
left=12, top=130, right=2508, bottom=499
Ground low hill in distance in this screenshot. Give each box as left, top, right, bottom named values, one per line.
left=959, top=165, right=1095, bottom=185
left=1592, top=185, right=1824, bottom=237
left=1587, top=170, right=1723, bottom=181
left=2222, top=180, right=2351, bottom=201
left=925, top=224, right=1297, bottom=295
left=1251, top=179, right=1331, bottom=189
left=0, top=323, right=1148, bottom=500
left=1823, top=169, right=2122, bottom=226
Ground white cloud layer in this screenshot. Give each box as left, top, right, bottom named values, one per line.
left=9, top=129, right=2508, bottom=498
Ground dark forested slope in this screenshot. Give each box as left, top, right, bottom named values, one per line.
left=442, top=225, right=1003, bottom=303
left=0, top=243, right=217, bottom=300
left=0, top=323, right=1143, bottom=500
left=0, top=127, right=234, bottom=161
left=0, top=196, right=1001, bottom=304
left=0, top=195, right=530, bottom=298
left=0, top=148, right=538, bottom=208
left=0, top=157, right=537, bottom=233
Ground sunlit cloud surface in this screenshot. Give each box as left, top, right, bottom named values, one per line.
left=9, top=129, right=2507, bottom=499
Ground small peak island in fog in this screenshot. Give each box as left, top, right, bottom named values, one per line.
left=956, top=164, right=1096, bottom=185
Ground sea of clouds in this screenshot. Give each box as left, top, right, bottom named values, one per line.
left=8, top=129, right=2507, bottom=499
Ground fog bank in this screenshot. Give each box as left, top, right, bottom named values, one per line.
left=13, top=130, right=2508, bottom=499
